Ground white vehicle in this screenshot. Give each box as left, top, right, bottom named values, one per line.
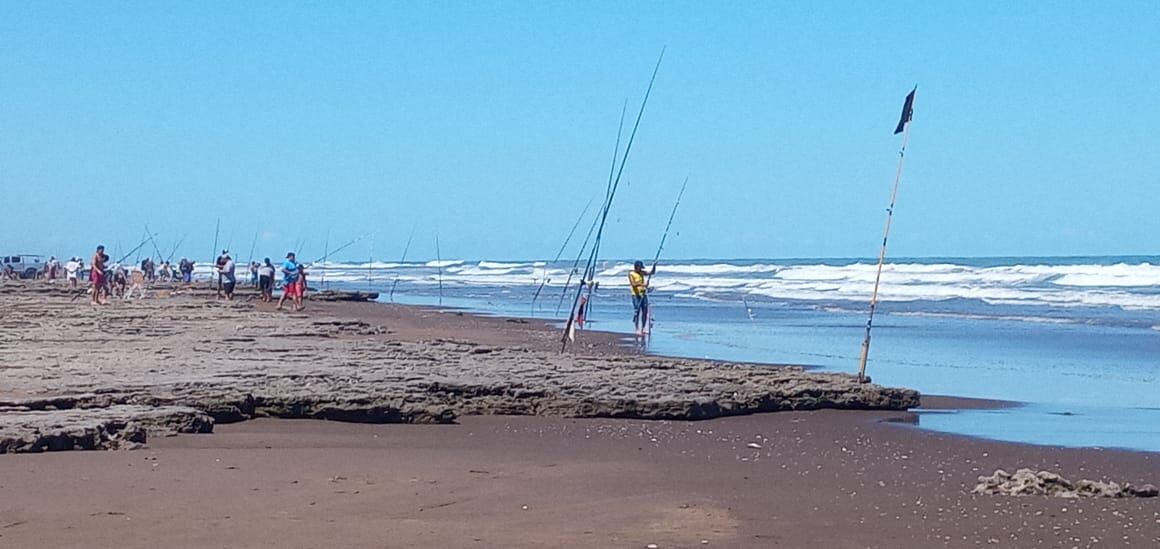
left=2, top=255, right=46, bottom=279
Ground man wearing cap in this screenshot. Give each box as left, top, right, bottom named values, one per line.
left=277, top=252, right=303, bottom=312
left=628, top=260, right=656, bottom=337
left=218, top=251, right=236, bottom=300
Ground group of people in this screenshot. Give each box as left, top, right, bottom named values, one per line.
left=206, top=249, right=307, bottom=311
left=76, top=244, right=309, bottom=310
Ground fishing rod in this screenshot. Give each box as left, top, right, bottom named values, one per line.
left=211, top=217, right=220, bottom=289
left=646, top=176, right=689, bottom=286
left=435, top=234, right=443, bottom=306
left=144, top=224, right=166, bottom=262
left=555, top=100, right=628, bottom=317
left=320, top=230, right=331, bottom=289
left=562, top=48, right=665, bottom=351
left=638, top=176, right=689, bottom=337
left=309, top=233, right=368, bottom=264
left=165, top=236, right=185, bottom=263
left=134, top=227, right=149, bottom=264
left=366, top=233, right=374, bottom=292
left=531, top=197, right=594, bottom=315
left=555, top=207, right=603, bottom=316
left=115, top=234, right=155, bottom=265
left=246, top=231, right=258, bottom=267
left=388, top=225, right=416, bottom=302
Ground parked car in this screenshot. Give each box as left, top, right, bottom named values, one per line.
left=2, top=255, right=46, bottom=279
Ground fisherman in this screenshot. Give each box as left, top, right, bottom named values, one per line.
left=65, top=257, right=80, bottom=289
left=90, top=245, right=108, bottom=305
left=179, top=257, right=194, bottom=284
left=258, top=258, right=275, bottom=302
left=628, top=260, right=655, bottom=337
left=249, top=261, right=259, bottom=287
left=218, top=252, right=236, bottom=301
left=277, top=252, right=302, bottom=312
left=215, top=250, right=229, bottom=297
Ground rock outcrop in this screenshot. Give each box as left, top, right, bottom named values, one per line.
left=973, top=468, right=1158, bottom=498
left=0, top=283, right=919, bottom=452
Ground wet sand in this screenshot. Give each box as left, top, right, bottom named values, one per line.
left=2, top=414, right=1157, bottom=548
left=0, top=282, right=1157, bottom=547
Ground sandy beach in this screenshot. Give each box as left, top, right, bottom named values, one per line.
left=1, top=283, right=1157, bottom=548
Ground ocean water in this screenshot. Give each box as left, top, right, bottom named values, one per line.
left=296, top=256, right=1160, bottom=452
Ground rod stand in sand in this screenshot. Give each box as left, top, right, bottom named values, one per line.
left=857, top=87, right=916, bottom=383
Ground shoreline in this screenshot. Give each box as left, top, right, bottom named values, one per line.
left=310, top=298, right=1019, bottom=413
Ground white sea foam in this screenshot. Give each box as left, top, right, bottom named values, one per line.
left=310, top=259, right=1160, bottom=313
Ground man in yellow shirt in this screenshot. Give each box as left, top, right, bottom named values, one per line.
left=628, top=260, right=656, bottom=336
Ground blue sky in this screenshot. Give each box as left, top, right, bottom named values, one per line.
left=1, top=2, right=1157, bottom=262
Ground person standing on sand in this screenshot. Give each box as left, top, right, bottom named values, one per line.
left=258, top=258, right=275, bottom=302
left=218, top=252, right=236, bottom=301
left=90, top=246, right=108, bottom=305
left=277, top=252, right=303, bottom=312
left=628, top=260, right=655, bottom=337
left=179, top=257, right=194, bottom=284
left=249, top=261, right=259, bottom=287
left=65, top=257, right=80, bottom=289
left=215, top=250, right=229, bottom=297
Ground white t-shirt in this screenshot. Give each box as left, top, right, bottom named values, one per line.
left=65, top=260, right=79, bottom=278
left=258, top=264, right=275, bottom=278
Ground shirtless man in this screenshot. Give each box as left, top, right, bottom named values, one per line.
left=90, top=245, right=108, bottom=305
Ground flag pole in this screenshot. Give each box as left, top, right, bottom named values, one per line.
left=857, top=87, right=916, bottom=383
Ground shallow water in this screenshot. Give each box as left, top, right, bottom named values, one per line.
left=308, top=256, right=1160, bottom=452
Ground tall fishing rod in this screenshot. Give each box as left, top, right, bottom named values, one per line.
left=246, top=231, right=258, bottom=266
left=563, top=48, right=665, bottom=351
left=320, top=230, right=331, bottom=289
left=309, top=234, right=368, bottom=264
left=211, top=217, right=221, bottom=289
left=555, top=100, right=628, bottom=317
left=636, top=176, right=690, bottom=337
left=144, top=224, right=166, bottom=262
left=435, top=235, right=443, bottom=306
left=134, top=227, right=149, bottom=264
left=857, top=87, right=917, bottom=383
left=555, top=207, right=603, bottom=316
left=389, top=225, right=416, bottom=302
left=115, top=234, right=155, bottom=265
left=166, top=236, right=185, bottom=263
left=531, top=197, right=594, bottom=315
left=646, top=176, right=689, bottom=285
left=366, top=233, right=374, bottom=292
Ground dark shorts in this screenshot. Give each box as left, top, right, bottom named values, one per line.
left=259, top=275, right=272, bottom=291
left=223, top=280, right=236, bottom=294
left=182, top=271, right=192, bottom=283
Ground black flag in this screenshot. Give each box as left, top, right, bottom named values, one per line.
left=894, top=87, right=916, bottom=134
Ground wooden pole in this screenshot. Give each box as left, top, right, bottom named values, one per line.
left=857, top=89, right=916, bottom=382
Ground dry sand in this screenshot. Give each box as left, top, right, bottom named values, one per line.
left=0, top=282, right=1157, bottom=548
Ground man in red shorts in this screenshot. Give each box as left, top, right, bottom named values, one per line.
left=90, top=245, right=108, bottom=305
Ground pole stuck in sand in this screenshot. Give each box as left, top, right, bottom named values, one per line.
left=641, top=175, right=689, bottom=335
left=389, top=225, right=416, bottom=302
left=435, top=234, right=443, bottom=306
left=211, top=217, right=221, bottom=290
left=857, top=86, right=917, bottom=383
